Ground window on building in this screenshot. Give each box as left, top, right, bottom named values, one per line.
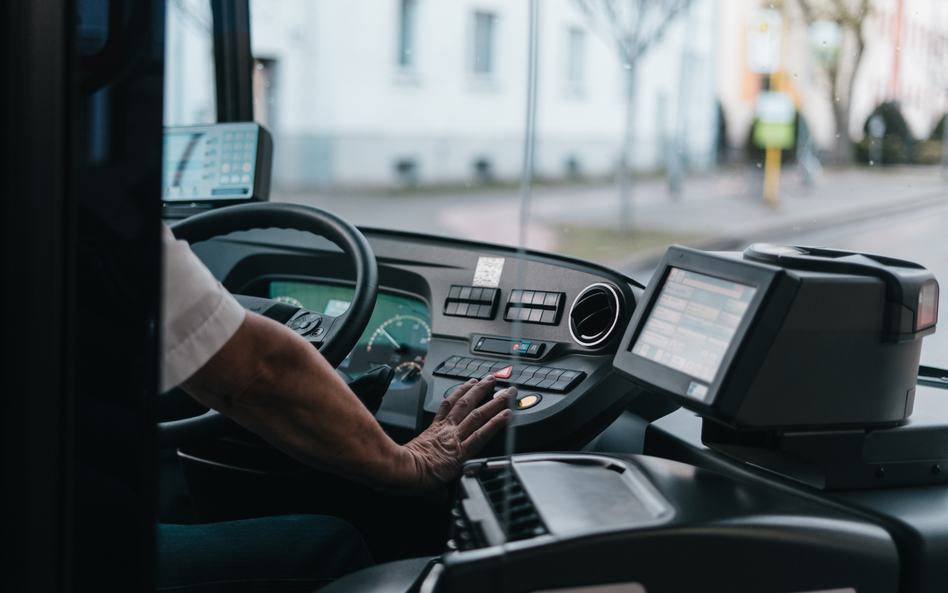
left=395, top=158, right=419, bottom=185
left=398, top=0, right=417, bottom=68
left=472, top=12, right=496, bottom=75
left=567, top=28, right=585, bottom=89
left=473, top=157, right=493, bottom=181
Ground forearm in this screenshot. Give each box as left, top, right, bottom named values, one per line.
left=181, top=311, right=419, bottom=492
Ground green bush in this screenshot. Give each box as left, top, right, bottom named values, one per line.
left=930, top=113, right=946, bottom=141
left=915, top=140, right=943, bottom=165
left=855, top=101, right=916, bottom=165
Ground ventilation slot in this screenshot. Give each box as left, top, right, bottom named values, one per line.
left=569, top=283, right=621, bottom=348
left=448, top=505, right=486, bottom=551
left=448, top=465, right=548, bottom=552
left=478, top=466, right=547, bottom=542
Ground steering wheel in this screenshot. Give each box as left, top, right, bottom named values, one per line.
left=157, top=202, right=378, bottom=446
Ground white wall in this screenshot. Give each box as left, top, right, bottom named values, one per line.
left=167, top=0, right=719, bottom=188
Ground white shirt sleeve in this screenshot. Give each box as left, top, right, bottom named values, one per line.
left=161, top=222, right=246, bottom=392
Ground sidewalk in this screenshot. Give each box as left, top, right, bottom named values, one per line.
left=275, top=165, right=948, bottom=275
left=438, top=165, right=948, bottom=272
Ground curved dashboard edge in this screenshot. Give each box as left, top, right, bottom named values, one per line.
left=357, top=226, right=647, bottom=290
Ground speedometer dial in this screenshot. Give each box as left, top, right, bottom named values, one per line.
left=366, top=315, right=431, bottom=389
left=273, top=295, right=304, bottom=308
left=392, top=361, right=424, bottom=388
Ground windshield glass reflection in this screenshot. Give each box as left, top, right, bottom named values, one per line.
left=168, top=0, right=948, bottom=362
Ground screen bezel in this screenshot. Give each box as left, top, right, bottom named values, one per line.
left=613, top=246, right=793, bottom=420
left=162, top=122, right=273, bottom=205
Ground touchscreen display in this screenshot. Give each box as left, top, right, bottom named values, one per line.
left=162, top=123, right=258, bottom=201
left=631, top=268, right=757, bottom=385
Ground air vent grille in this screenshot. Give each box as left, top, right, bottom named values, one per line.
left=569, top=283, right=622, bottom=347
left=478, top=466, right=547, bottom=542
left=448, top=508, right=485, bottom=551
left=448, top=465, right=547, bottom=552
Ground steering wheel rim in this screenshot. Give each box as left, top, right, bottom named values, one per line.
left=170, top=202, right=378, bottom=366
left=158, top=202, right=378, bottom=446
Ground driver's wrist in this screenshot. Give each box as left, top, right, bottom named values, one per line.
left=369, top=444, right=427, bottom=495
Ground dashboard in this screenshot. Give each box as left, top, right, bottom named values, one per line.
left=183, top=224, right=948, bottom=593
left=192, top=226, right=648, bottom=451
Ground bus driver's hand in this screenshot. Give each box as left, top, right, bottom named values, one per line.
left=400, top=376, right=514, bottom=500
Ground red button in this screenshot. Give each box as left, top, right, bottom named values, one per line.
left=493, top=365, right=514, bottom=379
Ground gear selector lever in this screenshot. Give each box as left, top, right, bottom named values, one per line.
left=347, top=365, right=394, bottom=414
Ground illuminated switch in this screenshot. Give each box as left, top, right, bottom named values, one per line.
left=493, top=365, right=514, bottom=379
left=517, top=394, right=542, bottom=409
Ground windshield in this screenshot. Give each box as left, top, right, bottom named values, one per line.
left=166, top=0, right=948, bottom=363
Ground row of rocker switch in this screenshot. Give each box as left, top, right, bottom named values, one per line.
left=433, top=356, right=585, bottom=393
left=444, top=285, right=500, bottom=320
left=504, top=290, right=564, bottom=325
left=443, top=286, right=564, bottom=326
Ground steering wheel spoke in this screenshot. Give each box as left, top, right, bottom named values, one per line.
left=293, top=310, right=337, bottom=349
left=305, top=313, right=336, bottom=348
left=233, top=293, right=337, bottom=347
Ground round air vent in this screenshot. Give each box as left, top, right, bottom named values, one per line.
left=568, top=283, right=623, bottom=348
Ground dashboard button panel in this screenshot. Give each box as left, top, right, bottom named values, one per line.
left=504, top=290, right=564, bottom=325
left=433, top=357, right=585, bottom=392
left=474, top=336, right=548, bottom=358
left=445, top=285, right=499, bottom=319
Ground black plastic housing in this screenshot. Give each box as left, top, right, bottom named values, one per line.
left=614, top=245, right=932, bottom=430
left=324, top=453, right=900, bottom=593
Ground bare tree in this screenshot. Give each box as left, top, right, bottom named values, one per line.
left=792, top=0, right=872, bottom=164
left=573, top=0, right=694, bottom=231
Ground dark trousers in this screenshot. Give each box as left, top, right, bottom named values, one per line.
left=157, top=515, right=373, bottom=592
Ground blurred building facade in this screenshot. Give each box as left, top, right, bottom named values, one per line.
left=717, top=0, right=948, bottom=157
left=856, top=0, right=948, bottom=138
left=164, top=0, right=719, bottom=189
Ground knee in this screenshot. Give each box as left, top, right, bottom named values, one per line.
left=291, top=515, right=374, bottom=576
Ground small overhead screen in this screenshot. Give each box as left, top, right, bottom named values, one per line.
left=162, top=122, right=272, bottom=203
left=630, top=268, right=757, bottom=390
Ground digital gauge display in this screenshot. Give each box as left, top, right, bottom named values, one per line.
left=162, top=122, right=270, bottom=202
left=269, top=281, right=431, bottom=390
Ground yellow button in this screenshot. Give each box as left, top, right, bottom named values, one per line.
left=517, top=394, right=541, bottom=409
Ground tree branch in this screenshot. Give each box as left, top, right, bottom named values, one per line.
left=632, top=0, right=694, bottom=62
left=794, top=0, right=817, bottom=25
left=829, top=0, right=850, bottom=24
left=573, top=0, right=694, bottom=67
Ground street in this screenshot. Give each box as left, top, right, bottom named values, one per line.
left=781, top=194, right=948, bottom=368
